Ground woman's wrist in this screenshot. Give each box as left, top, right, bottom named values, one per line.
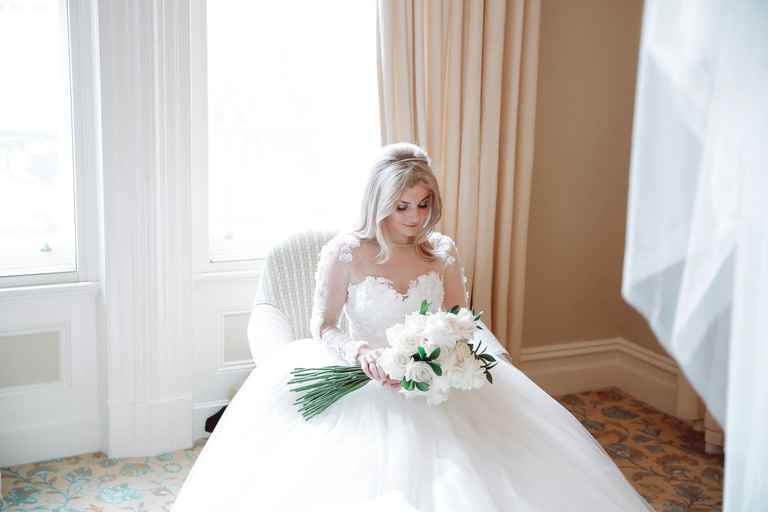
left=355, top=342, right=370, bottom=363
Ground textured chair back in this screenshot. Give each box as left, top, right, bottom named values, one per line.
left=252, top=229, right=350, bottom=341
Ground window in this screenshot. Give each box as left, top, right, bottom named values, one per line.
left=0, top=0, right=77, bottom=280
left=195, top=0, right=380, bottom=265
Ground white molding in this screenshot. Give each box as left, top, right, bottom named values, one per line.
left=0, top=418, right=102, bottom=468
left=192, top=269, right=263, bottom=285
left=192, top=399, right=228, bottom=440
left=105, top=395, right=193, bottom=458
left=0, top=323, right=72, bottom=396
left=97, top=0, right=194, bottom=457
left=0, top=281, right=99, bottom=303
left=519, top=337, right=686, bottom=418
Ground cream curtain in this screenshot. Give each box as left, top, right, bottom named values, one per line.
left=376, top=0, right=540, bottom=362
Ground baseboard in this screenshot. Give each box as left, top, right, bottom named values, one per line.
left=0, top=419, right=102, bottom=468
left=192, top=399, right=228, bottom=440
left=518, top=337, right=681, bottom=418
left=106, top=395, right=193, bottom=458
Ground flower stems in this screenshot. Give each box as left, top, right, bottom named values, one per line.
left=288, top=366, right=371, bottom=421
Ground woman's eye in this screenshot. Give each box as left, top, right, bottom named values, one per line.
left=397, top=203, right=428, bottom=211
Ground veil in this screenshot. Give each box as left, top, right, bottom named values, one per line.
left=622, top=0, right=768, bottom=508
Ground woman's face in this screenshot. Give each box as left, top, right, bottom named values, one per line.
left=384, top=183, right=432, bottom=242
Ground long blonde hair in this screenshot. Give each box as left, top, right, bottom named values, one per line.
left=352, top=142, right=443, bottom=264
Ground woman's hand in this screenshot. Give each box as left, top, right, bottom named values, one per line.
left=357, top=347, right=401, bottom=388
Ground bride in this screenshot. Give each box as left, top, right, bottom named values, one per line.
left=172, top=143, right=655, bottom=511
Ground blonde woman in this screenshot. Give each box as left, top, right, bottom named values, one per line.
left=173, top=143, right=654, bottom=511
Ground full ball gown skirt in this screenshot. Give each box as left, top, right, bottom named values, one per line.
left=174, top=233, right=653, bottom=511
left=172, top=338, right=654, bottom=511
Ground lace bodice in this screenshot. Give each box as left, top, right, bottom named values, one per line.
left=309, top=231, right=469, bottom=364
left=345, top=269, right=445, bottom=348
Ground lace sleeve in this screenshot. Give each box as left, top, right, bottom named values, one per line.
left=439, top=233, right=510, bottom=360
left=439, top=235, right=470, bottom=310
left=309, top=233, right=369, bottom=364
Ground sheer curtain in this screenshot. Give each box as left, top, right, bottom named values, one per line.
left=622, top=0, right=767, bottom=509
left=376, top=0, right=540, bottom=362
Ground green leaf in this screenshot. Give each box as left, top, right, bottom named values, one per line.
left=419, top=300, right=430, bottom=315
left=404, top=379, right=415, bottom=391
left=418, top=346, right=427, bottom=359
left=449, top=305, right=460, bottom=314
left=485, top=372, right=493, bottom=384
left=478, top=353, right=496, bottom=362
left=415, top=382, right=430, bottom=392
left=429, top=347, right=441, bottom=360
left=428, top=362, right=443, bottom=376
left=474, top=314, right=481, bottom=321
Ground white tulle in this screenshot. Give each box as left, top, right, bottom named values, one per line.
left=623, top=0, right=768, bottom=508
left=173, top=237, right=654, bottom=511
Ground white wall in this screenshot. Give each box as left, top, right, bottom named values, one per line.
left=0, top=1, right=261, bottom=466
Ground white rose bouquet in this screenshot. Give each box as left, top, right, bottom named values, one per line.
left=288, top=300, right=498, bottom=420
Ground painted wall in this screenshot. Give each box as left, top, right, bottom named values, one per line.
left=523, top=0, right=664, bottom=355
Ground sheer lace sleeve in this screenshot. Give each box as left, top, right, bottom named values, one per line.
left=309, top=233, right=369, bottom=364
left=436, top=232, right=511, bottom=361
left=437, top=234, right=470, bottom=310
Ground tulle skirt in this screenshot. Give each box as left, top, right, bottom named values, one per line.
left=172, top=339, right=654, bottom=511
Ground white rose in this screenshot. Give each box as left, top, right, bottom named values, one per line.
left=451, top=341, right=472, bottom=367
left=385, top=324, right=422, bottom=355
left=403, top=312, right=427, bottom=332
left=404, top=360, right=434, bottom=385
left=423, top=312, right=460, bottom=348
left=449, top=357, right=486, bottom=390
left=453, top=309, right=477, bottom=340
left=378, top=348, right=410, bottom=381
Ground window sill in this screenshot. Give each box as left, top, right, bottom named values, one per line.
left=0, top=281, right=100, bottom=302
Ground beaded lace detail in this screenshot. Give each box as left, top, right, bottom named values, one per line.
left=310, top=231, right=468, bottom=362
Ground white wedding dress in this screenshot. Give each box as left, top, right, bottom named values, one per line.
left=172, top=232, right=654, bottom=512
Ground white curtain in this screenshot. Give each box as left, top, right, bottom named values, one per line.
left=623, top=0, right=767, bottom=509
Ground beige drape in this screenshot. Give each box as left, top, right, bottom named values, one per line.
left=376, top=0, right=540, bottom=362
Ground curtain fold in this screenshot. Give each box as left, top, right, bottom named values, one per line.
left=376, top=0, right=540, bottom=362
left=623, top=0, right=768, bottom=508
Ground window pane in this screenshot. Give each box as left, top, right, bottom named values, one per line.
left=206, top=0, right=380, bottom=261
left=0, top=0, right=77, bottom=277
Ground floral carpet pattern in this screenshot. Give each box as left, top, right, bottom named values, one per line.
left=1, top=386, right=723, bottom=511
left=558, top=387, right=724, bottom=511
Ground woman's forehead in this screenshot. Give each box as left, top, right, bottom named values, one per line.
left=398, top=183, right=431, bottom=202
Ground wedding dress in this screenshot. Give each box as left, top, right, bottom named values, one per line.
left=172, top=231, right=654, bottom=511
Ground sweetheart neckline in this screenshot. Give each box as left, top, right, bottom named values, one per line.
left=347, top=270, right=442, bottom=299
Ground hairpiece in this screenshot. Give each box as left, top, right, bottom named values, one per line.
left=394, top=156, right=428, bottom=165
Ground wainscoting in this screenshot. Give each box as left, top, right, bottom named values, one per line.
left=518, top=337, right=702, bottom=421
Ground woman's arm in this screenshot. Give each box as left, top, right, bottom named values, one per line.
left=309, top=233, right=369, bottom=364
left=441, top=235, right=511, bottom=361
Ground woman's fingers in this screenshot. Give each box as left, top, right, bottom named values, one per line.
left=362, top=359, right=374, bottom=380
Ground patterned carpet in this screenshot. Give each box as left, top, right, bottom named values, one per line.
left=0, top=386, right=723, bottom=511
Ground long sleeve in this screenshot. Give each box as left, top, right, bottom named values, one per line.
left=309, top=233, right=369, bottom=365
left=440, top=234, right=511, bottom=361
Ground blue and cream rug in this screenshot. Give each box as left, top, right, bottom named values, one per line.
left=0, top=386, right=724, bottom=511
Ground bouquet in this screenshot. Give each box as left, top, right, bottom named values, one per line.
left=288, top=300, right=497, bottom=420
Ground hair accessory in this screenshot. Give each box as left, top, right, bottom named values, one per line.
left=395, top=156, right=427, bottom=165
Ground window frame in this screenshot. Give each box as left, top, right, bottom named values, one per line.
left=189, top=0, right=264, bottom=276
left=0, top=0, right=101, bottom=289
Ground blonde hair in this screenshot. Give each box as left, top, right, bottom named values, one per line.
left=352, top=142, right=443, bottom=264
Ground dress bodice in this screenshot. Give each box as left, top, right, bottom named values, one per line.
left=309, top=230, right=468, bottom=364
left=344, top=270, right=445, bottom=348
